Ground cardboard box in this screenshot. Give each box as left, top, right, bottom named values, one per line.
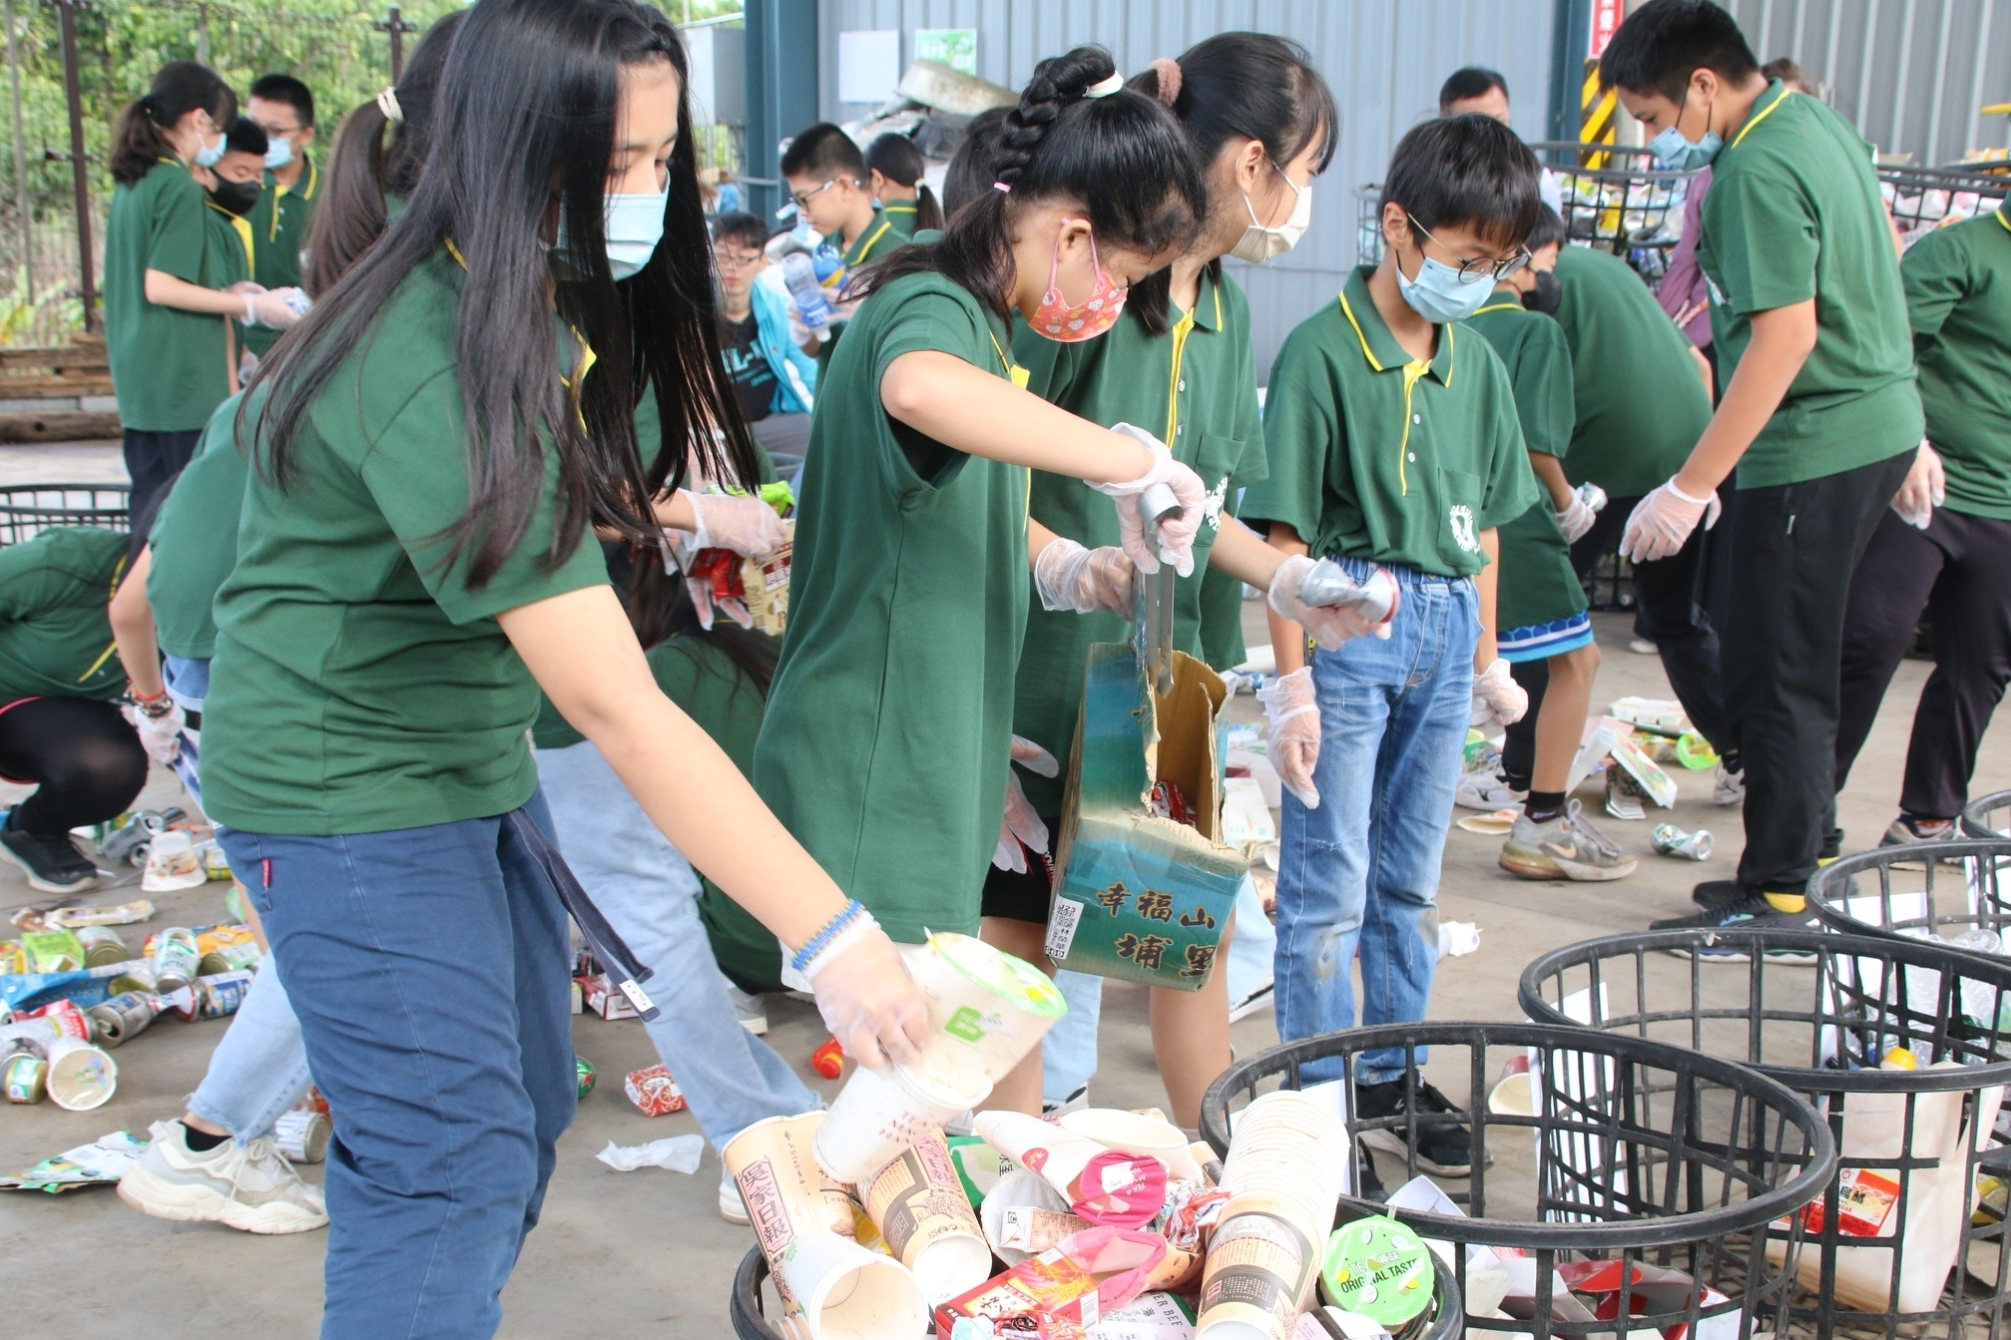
left=579, top=973, right=637, bottom=1021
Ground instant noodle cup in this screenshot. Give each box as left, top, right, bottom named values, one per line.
left=1320, top=1215, right=1436, bottom=1329
left=1058, top=1107, right=1206, bottom=1182
left=1197, top=1207, right=1322, bottom=1340
left=902, top=933, right=1067, bottom=1091
left=817, top=1060, right=990, bottom=1187
left=43, top=1037, right=117, bottom=1111
left=862, top=1131, right=992, bottom=1303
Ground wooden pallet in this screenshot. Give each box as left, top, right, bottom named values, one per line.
left=0, top=337, right=121, bottom=442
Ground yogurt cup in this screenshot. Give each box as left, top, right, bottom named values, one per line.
left=816, top=1062, right=990, bottom=1187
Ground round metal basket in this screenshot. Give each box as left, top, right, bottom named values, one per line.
left=1806, top=838, right=2011, bottom=955
left=0, top=483, right=131, bottom=547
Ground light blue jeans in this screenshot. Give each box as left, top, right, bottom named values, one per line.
left=535, top=741, right=821, bottom=1150
left=1273, top=560, right=1479, bottom=1084
left=187, top=957, right=315, bottom=1140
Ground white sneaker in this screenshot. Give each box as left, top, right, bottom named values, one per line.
left=118, top=1120, right=328, bottom=1234
left=1228, top=980, right=1275, bottom=1023
left=726, top=986, right=769, bottom=1036
left=1455, top=767, right=1525, bottom=812
left=1042, top=1085, right=1090, bottom=1117
left=719, top=1165, right=750, bottom=1224
left=1713, top=764, right=1746, bottom=807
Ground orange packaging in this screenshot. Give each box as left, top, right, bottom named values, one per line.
left=623, top=1064, right=687, bottom=1117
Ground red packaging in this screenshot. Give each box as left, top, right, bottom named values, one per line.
left=19, top=1000, right=91, bottom=1040
left=810, top=1036, right=844, bottom=1079
left=1797, top=1168, right=1901, bottom=1238
left=623, top=1064, right=687, bottom=1117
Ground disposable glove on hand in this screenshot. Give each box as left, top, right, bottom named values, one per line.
left=1258, top=666, right=1321, bottom=809
left=1267, top=554, right=1394, bottom=649
left=1091, top=423, right=1206, bottom=577
left=1891, top=440, right=1945, bottom=530
left=683, top=489, right=788, bottom=558
left=1620, top=477, right=1720, bottom=564
left=1555, top=493, right=1597, bottom=544
left=246, top=287, right=306, bottom=330
left=1033, top=538, right=1134, bottom=615
left=1471, top=657, right=1529, bottom=727
left=993, top=736, right=1059, bottom=873
left=124, top=701, right=185, bottom=766
left=802, top=919, right=928, bottom=1071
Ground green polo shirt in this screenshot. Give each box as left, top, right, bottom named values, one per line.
left=815, top=209, right=904, bottom=379
left=1902, top=210, right=2011, bottom=520
left=880, top=200, right=920, bottom=241
left=1697, top=81, right=1922, bottom=488
left=1549, top=245, right=1711, bottom=498
left=147, top=389, right=255, bottom=661
left=1468, top=296, right=1588, bottom=633
left=0, top=527, right=128, bottom=705
left=103, top=161, right=230, bottom=432
left=244, top=157, right=319, bottom=356
left=752, top=271, right=1027, bottom=943
left=201, top=249, right=612, bottom=836
left=1010, top=267, right=1267, bottom=814
left=1242, top=267, right=1537, bottom=579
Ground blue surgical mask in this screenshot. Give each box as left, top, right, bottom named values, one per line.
left=1396, top=247, right=1494, bottom=324
left=264, top=136, right=294, bottom=171
left=193, top=131, right=226, bottom=169
left=603, top=189, right=667, bottom=280
left=1649, top=93, right=1723, bottom=170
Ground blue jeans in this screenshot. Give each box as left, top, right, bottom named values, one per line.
left=185, top=964, right=313, bottom=1140
left=218, top=799, right=576, bottom=1340
left=534, top=742, right=820, bottom=1149
left=1040, top=970, right=1104, bottom=1105
left=1272, top=561, right=1479, bottom=1084
left=162, top=655, right=210, bottom=714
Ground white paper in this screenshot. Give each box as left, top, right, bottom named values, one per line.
left=595, top=1135, right=703, bottom=1174
left=837, top=30, right=901, bottom=105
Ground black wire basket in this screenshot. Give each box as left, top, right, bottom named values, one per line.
left=1522, top=926, right=2011, bottom=1340
left=1878, top=165, right=2009, bottom=241
left=1964, top=791, right=2011, bottom=842
left=1806, top=839, right=2011, bottom=955
left=1199, top=1021, right=1834, bottom=1340
left=0, top=483, right=131, bottom=547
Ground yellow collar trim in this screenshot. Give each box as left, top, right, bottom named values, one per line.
left=1998, top=209, right=2010, bottom=236
left=1730, top=85, right=1793, bottom=150
left=1336, top=287, right=1385, bottom=373
left=988, top=331, right=1028, bottom=388
left=1472, top=300, right=1523, bottom=315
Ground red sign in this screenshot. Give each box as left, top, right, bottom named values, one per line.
left=1590, top=0, right=1625, bottom=57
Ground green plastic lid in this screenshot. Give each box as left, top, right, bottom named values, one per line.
left=1321, top=1215, right=1435, bottom=1327
left=929, top=932, right=1068, bottom=1019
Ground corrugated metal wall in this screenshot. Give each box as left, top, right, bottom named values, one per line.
left=817, top=0, right=1557, bottom=373
left=1724, top=0, right=2011, bottom=166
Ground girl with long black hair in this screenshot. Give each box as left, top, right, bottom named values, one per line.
left=751, top=46, right=1212, bottom=965
left=865, top=130, right=945, bottom=237
left=202, top=3, right=924, bottom=1331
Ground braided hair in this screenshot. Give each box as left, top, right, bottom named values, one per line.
left=850, top=45, right=1205, bottom=321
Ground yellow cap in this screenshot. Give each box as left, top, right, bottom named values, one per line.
left=1883, top=1046, right=1919, bottom=1071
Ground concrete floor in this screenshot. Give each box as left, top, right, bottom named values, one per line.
left=1, top=440, right=2006, bottom=1337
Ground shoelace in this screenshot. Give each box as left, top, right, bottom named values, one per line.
left=238, top=1135, right=293, bottom=1188
left=1405, top=1075, right=1463, bottom=1117
left=1563, top=799, right=1625, bottom=859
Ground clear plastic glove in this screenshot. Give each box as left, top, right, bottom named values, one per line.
left=123, top=701, right=185, bottom=766
left=1555, top=493, right=1597, bottom=544
left=1267, top=554, right=1390, bottom=649
left=685, top=572, right=752, bottom=631
left=993, top=736, right=1060, bottom=873
left=1090, top=423, right=1207, bottom=577
left=1032, top=537, right=1134, bottom=615
left=803, top=921, right=928, bottom=1071
left=683, top=489, right=788, bottom=558
left=245, top=287, right=306, bottom=330
left=1891, top=440, right=1945, bottom=530
left=1620, top=477, right=1721, bottom=564
left=1471, top=657, right=1529, bottom=727
left=1258, top=666, right=1321, bottom=809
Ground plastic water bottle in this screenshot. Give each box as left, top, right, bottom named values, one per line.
left=781, top=252, right=832, bottom=341
left=1576, top=481, right=1608, bottom=515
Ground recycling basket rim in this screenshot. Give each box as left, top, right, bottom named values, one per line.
left=1962, top=790, right=2010, bottom=840
left=1803, top=840, right=2011, bottom=961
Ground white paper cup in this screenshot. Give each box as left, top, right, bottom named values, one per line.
left=816, top=1062, right=990, bottom=1187
left=44, top=1037, right=118, bottom=1111
left=1489, top=1056, right=1537, bottom=1117
left=861, top=1131, right=992, bottom=1304
left=901, top=933, right=1067, bottom=1091
left=1060, top=1107, right=1206, bottom=1182
left=778, top=1227, right=929, bottom=1340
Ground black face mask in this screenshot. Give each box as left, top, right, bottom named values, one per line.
left=1522, top=270, right=1561, bottom=316
left=208, top=178, right=261, bottom=218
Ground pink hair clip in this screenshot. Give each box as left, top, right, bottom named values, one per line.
left=993, top=181, right=1011, bottom=193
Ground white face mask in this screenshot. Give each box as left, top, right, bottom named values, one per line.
left=1229, top=163, right=1312, bottom=264
left=603, top=189, right=668, bottom=280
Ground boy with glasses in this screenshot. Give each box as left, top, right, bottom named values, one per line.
left=1242, top=114, right=1540, bottom=1189
left=780, top=123, right=897, bottom=373
left=242, top=74, right=318, bottom=358
left=711, top=211, right=817, bottom=473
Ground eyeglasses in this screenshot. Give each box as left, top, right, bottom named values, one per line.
left=1409, top=216, right=1533, bottom=282
left=713, top=249, right=763, bottom=271
left=789, top=179, right=840, bottom=209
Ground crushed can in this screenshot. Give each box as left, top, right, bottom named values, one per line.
left=76, top=925, right=129, bottom=968
left=1651, top=824, right=1713, bottom=861
left=3, top=1050, right=48, bottom=1104
left=151, top=927, right=200, bottom=994
left=87, top=991, right=162, bottom=1047
left=576, top=1055, right=596, bottom=1099
left=174, top=970, right=254, bottom=1021
left=273, top=1108, right=330, bottom=1164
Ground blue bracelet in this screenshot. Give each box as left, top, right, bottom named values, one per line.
left=792, top=899, right=866, bottom=974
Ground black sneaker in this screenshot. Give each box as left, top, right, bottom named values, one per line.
left=1351, top=1141, right=1388, bottom=1203
left=1691, top=877, right=1743, bottom=908
left=1651, top=890, right=1816, bottom=962
left=1355, top=1071, right=1474, bottom=1177
left=0, top=815, right=99, bottom=894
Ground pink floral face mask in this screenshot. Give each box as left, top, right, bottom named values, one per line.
left=1031, top=222, right=1127, bottom=341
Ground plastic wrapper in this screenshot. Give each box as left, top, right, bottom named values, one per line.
left=623, top=1063, right=687, bottom=1116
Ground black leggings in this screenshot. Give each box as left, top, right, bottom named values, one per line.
left=0, top=697, right=149, bottom=836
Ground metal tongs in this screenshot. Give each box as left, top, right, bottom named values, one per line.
left=1134, top=481, right=1185, bottom=697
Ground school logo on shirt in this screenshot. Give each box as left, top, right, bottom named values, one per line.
left=1203, top=475, right=1230, bottom=531
left=1449, top=503, right=1480, bottom=554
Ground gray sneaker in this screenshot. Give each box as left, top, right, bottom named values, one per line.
left=1501, top=801, right=1638, bottom=882
left=118, top=1120, right=328, bottom=1234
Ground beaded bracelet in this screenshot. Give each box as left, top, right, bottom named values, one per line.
left=790, top=898, right=866, bottom=975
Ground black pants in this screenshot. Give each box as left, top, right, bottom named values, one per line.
left=0, top=696, right=148, bottom=836
left=1727, top=450, right=1916, bottom=891
left=122, top=428, right=202, bottom=523
left=1833, top=507, right=2011, bottom=824
left=1504, top=496, right=1730, bottom=785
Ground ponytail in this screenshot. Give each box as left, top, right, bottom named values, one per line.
left=110, top=62, right=227, bottom=187
left=851, top=45, right=1205, bottom=321
left=865, top=132, right=945, bottom=231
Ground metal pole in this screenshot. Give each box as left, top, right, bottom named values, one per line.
left=195, top=2, right=209, bottom=66
left=5, top=0, right=33, bottom=302
left=50, top=0, right=91, bottom=331
left=375, top=4, right=415, bottom=83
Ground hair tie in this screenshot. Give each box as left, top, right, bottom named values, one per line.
left=1083, top=72, right=1125, bottom=98
left=992, top=181, right=1011, bottom=194
left=1147, top=57, right=1182, bottom=107
left=376, top=87, right=404, bottom=124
